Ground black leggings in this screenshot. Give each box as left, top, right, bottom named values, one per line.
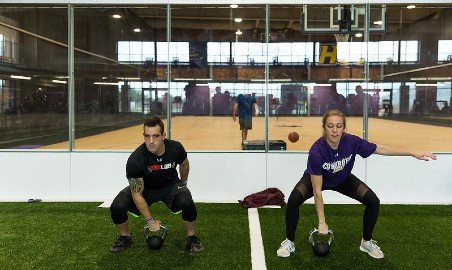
left=110, top=186, right=198, bottom=224
left=285, top=173, right=380, bottom=242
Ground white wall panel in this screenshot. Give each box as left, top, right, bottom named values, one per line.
left=366, top=154, right=452, bottom=204
left=0, top=152, right=70, bottom=201
left=0, top=151, right=450, bottom=204
left=70, top=152, right=130, bottom=201
left=266, top=153, right=308, bottom=201
left=188, top=152, right=267, bottom=202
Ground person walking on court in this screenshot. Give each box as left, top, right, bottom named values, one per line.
left=277, top=109, right=436, bottom=259
left=233, top=93, right=258, bottom=144
left=109, top=117, right=204, bottom=253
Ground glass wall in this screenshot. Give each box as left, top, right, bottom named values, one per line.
left=69, top=6, right=167, bottom=150
left=368, top=4, right=452, bottom=151
left=267, top=4, right=370, bottom=151
left=0, top=6, right=68, bottom=149
left=0, top=3, right=450, bottom=152
left=169, top=4, right=266, bottom=150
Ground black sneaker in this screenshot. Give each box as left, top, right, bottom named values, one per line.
left=109, top=235, right=133, bottom=252
left=186, top=235, right=204, bottom=252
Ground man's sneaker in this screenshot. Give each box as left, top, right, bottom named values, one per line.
left=186, top=235, right=204, bottom=252
left=277, top=238, right=295, bottom=257
left=360, top=239, right=384, bottom=259
left=109, top=235, right=133, bottom=252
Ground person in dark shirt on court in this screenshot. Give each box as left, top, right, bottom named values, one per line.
left=233, top=93, right=258, bottom=144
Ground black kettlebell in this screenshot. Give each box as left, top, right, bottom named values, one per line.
left=309, top=228, right=334, bottom=257
left=146, top=235, right=164, bottom=250
left=312, top=240, right=330, bottom=257
left=144, top=223, right=167, bottom=250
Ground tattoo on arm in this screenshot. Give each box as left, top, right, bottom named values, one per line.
left=128, top=178, right=143, bottom=193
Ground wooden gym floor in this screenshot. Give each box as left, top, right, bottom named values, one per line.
left=40, top=116, right=452, bottom=152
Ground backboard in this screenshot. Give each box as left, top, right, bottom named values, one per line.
left=301, top=5, right=386, bottom=33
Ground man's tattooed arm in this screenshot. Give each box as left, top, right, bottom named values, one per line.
left=128, top=177, right=144, bottom=193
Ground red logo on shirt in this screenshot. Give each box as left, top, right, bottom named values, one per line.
left=149, top=164, right=162, bottom=171
left=148, top=162, right=176, bottom=172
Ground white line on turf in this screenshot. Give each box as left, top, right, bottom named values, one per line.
left=98, top=200, right=112, bottom=208
left=248, top=208, right=267, bottom=270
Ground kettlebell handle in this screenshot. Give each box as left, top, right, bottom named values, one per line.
left=310, top=228, right=334, bottom=235
left=159, top=224, right=167, bottom=239
left=309, top=228, right=334, bottom=245
left=144, top=223, right=167, bottom=240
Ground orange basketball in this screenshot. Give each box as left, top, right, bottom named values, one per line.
left=288, top=132, right=299, bottom=143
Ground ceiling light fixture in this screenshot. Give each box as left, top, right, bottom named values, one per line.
left=355, top=33, right=363, bottom=38
left=411, top=77, right=451, bottom=81
left=373, top=21, right=383, bottom=25
left=407, top=5, right=416, bottom=9
left=116, top=77, right=140, bottom=81
left=303, top=83, right=332, bottom=87
left=251, top=79, right=292, bottom=82
left=133, top=28, right=141, bottom=33
left=235, top=29, right=242, bottom=35
left=230, top=4, right=238, bottom=8
left=234, top=18, right=243, bottom=23
left=174, top=78, right=213, bottom=81
left=94, top=82, right=121, bottom=86
left=174, top=78, right=195, bottom=81
left=329, top=78, right=364, bottom=82
left=112, top=14, right=121, bottom=19
left=11, top=75, right=31, bottom=80
left=52, top=80, right=67, bottom=84
left=417, top=83, right=443, bottom=87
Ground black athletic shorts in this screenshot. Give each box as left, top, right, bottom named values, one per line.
left=120, top=181, right=189, bottom=215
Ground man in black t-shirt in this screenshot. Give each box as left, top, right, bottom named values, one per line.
left=109, top=117, right=204, bottom=253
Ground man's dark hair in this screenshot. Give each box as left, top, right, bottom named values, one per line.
left=144, top=117, right=165, bottom=134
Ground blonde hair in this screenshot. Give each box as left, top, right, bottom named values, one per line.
left=322, top=109, right=346, bottom=137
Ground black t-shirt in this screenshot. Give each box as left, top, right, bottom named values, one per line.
left=126, top=139, right=187, bottom=190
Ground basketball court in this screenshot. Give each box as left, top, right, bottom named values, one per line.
left=40, top=116, right=452, bottom=151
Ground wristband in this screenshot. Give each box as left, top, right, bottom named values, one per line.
left=146, top=217, right=155, bottom=224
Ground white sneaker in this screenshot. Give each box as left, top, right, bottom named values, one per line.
left=360, top=239, right=384, bottom=259
left=277, top=239, right=295, bottom=257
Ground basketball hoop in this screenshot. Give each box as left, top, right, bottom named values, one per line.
left=334, top=33, right=350, bottom=42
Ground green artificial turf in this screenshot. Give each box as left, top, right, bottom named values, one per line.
left=260, top=204, right=452, bottom=270
left=0, top=203, right=451, bottom=269
left=0, top=202, right=250, bottom=270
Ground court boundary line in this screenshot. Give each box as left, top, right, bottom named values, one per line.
left=248, top=208, right=267, bottom=270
